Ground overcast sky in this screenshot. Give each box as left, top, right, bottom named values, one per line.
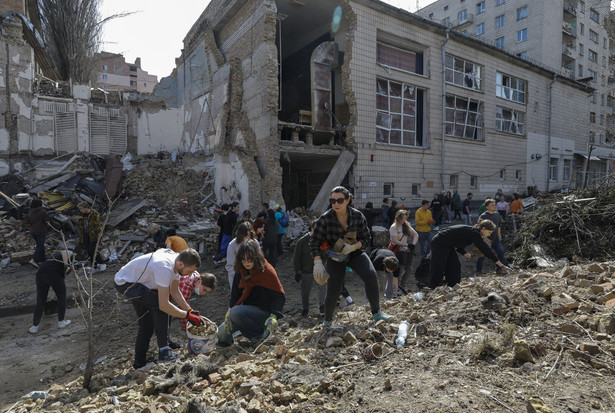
left=99, top=0, right=437, bottom=79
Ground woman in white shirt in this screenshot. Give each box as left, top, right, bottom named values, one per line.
left=389, top=209, right=419, bottom=295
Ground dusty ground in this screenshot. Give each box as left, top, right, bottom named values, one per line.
left=2, top=236, right=615, bottom=413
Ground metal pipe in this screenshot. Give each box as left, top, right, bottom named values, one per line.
left=440, top=29, right=450, bottom=191
left=546, top=73, right=557, bottom=192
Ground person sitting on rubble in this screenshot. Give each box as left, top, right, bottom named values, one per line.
left=369, top=248, right=399, bottom=300
left=226, top=222, right=256, bottom=288
left=114, top=248, right=204, bottom=368
left=428, top=220, right=506, bottom=289
left=232, top=209, right=253, bottom=238
left=165, top=228, right=189, bottom=253
left=217, top=239, right=285, bottom=346
left=168, top=271, right=217, bottom=348
left=77, top=201, right=105, bottom=271
left=310, top=186, right=391, bottom=326
left=29, top=250, right=73, bottom=334
left=25, top=198, right=49, bottom=268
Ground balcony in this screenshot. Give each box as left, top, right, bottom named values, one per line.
left=562, top=22, right=576, bottom=37
left=453, top=13, right=474, bottom=28
left=562, top=44, right=574, bottom=57
left=564, top=2, right=577, bottom=16
left=561, top=66, right=575, bottom=78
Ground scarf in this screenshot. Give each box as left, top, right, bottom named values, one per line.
left=235, top=260, right=285, bottom=306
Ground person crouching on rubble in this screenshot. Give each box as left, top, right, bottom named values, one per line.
left=114, top=248, right=204, bottom=368
left=310, top=186, right=391, bottom=326
left=77, top=201, right=104, bottom=270
left=217, top=239, right=285, bottom=346
left=29, top=250, right=73, bottom=334
left=428, top=220, right=505, bottom=289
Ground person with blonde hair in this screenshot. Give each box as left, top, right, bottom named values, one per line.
left=389, top=209, right=419, bottom=294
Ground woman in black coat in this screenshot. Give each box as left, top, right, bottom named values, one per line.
left=429, top=220, right=504, bottom=289
left=262, top=209, right=279, bottom=267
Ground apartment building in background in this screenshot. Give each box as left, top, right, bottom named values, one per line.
left=419, top=0, right=613, bottom=185
left=96, top=52, right=158, bottom=93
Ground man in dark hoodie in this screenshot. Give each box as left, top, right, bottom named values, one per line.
left=25, top=199, right=49, bottom=267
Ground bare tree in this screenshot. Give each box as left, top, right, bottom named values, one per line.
left=37, top=0, right=127, bottom=84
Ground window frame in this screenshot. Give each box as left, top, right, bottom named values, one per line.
left=589, top=29, right=598, bottom=43
left=589, top=8, right=599, bottom=23
left=376, top=41, right=424, bottom=76
left=476, top=23, right=485, bottom=35
left=588, top=49, right=597, bottom=62
left=476, top=1, right=485, bottom=14
left=516, top=28, right=527, bottom=43
left=470, top=176, right=478, bottom=188
left=459, top=9, right=468, bottom=23
left=495, top=14, right=505, bottom=28
left=445, top=94, right=484, bottom=141
left=449, top=174, right=459, bottom=188
left=517, top=6, right=527, bottom=20
left=376, top=78, right=425, bottom=147
left=496, top=72, right=527, bottom=104
left=563, top=159, right=572, bottom=181
left=549, top=158, right=559, bottom=181
left=495, top=106, right=525, bottom=135
left=444, top=54, right=483, bottom=91
left=384, top=183, right=394, bottom=197
left=496, top=0, right=505, bottom=6
left=495, top=36, right=505, bottom=49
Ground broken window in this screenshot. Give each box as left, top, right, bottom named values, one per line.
left=495, top=106, right=525, bottom=135
left=376, top=79, right=424, bottom=147
left=496, top=72, right=526, bottom=104
left=377, top=42, right=423, bottom=75
left=445, top=55, right=482, bottom=91
left=445, top=94, right=483, bottom=140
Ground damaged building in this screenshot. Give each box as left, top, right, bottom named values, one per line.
left=1, top=0, right=611, bottom=213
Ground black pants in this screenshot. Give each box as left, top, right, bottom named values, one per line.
left=84, top=233, right=102, bottom=265
left=453, top=209, right=462, bottom=220
left=115, top=282, right=169, bottom=366
left=277, top=233, right=284, bottom=255
left=324, top=252, right=380, bottom=321
left=262, top=241, right=277, bottom=267
left=428, top=239, right=461, bottom=289
left=33, top=270, right=66, bottom=326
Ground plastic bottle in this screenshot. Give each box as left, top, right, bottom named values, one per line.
left=395, top=320, right=410, bottom=348
left=411, top=292, right=424, bottom=302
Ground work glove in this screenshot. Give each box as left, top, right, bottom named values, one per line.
left=340, top=242, right=357, bottom=256
left=188, top=308, right=200, bottom=318
left=313, top=259, right=329, bottom=286
left=263, top=314, right=278, bottom=338
left=295, top=272, right=302, bottom=283
left=185, top=310, right=203, bottom=326
left=407, top=244, right=416, bottom=252
left=222, top=309, right=233, bottom=336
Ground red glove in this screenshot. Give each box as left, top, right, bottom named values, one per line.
left=188, top=308, right=200, bottom=318
left=185, top=310, right=203, bottom=326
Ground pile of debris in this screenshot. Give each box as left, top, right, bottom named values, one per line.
left=510, top=184, right=615, bottom=267
left=11, top=262, right=615, bottom=412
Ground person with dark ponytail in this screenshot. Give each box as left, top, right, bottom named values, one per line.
left=429, top=220, right=507, bottom=289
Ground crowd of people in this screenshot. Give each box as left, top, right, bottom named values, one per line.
left=23, top=185, right=526, bottom=368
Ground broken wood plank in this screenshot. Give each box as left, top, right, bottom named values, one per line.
left=0, top=190, right=20, bottom=208
left=107, top=199, right=147, bottom=227
left=29, top=173, right=74, bottom=194
left=118, top=240, right=131, bottom=255
left=310, top=149, right=356, bottom=213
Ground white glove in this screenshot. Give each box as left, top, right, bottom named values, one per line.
left=313, top=260, right=329, bottom=286
left=340, top=243, right=357, bottom=256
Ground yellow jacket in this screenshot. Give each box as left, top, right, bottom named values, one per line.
left=414, top=207, right=432, bottom=233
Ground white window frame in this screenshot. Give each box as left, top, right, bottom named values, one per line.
left=496, top=0, right=505, bottom=6
left=450, top=174, right=459, bottom=188
left=579, top=43, right=584, bottom=55
left=495, top=14, right=505, bottom=28
left=476, top=1, right=485, bottom=14
left=496, top=106, right=525, bottom=135
left=588, top=49, right=597, bottom=62
left=499, top=169, right=506, bottom=181
left=589, top=29, right=598, bottom=43
left=588, top=69, right=597, bottom=82
left=459, top=9, right=468, bottom=23
left=579, top=1, right=585, bottom=13
left=443, top=17, right=451, bottom=26
left=495, top=37, right=505, bottom=49
left=563, top=159, right=572, bottom=181
left=384, top=183, right=394, bottom=197
left=376, top=79, right=425, bottom=147
left=412, top=184, right=421, bottom=196
left=445, top=94, right=484, bottom=140
left=515, top=170, right=522, bottom=181
left=549, top=158, right=559, bottom=181
left=496, top=72, right=526, bottom=104
left=470, top=176, right=478, bottom=188
left=516, top=28, right=527, bottom=43
left=517, top=6, right=527, bottom=20
left=444, top=54, right=483, bottom=91
left=476, top=23, right=485, bottom=35
left=589, top=8, right=599, bottom=23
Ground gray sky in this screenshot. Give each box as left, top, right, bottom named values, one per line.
left=100, top=0, right=437, bottom=79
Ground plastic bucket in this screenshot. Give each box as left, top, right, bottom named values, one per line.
left=186, top=318, right=217, bottom=356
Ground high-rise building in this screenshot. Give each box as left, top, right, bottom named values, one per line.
left=419, top=0, right=611, bottom=148
left=97, top=52, right=158, bottom=93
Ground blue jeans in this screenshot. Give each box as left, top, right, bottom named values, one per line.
left=217, top=305, right=269, bottom=345
left=476, top=238, right=507, bottom=272
left=418, top=231, right=432, bottom=257
left=32, top=234, right=46, bottom=263
left=214, top=234, right=232, bottom=261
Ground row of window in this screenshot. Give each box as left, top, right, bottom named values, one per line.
left=491, top=28, right=527, bottom=48
left=577, top=23, right=608, bottom=49
left=549, top=158, right=573, bottom=182
left=100, top=74, right=147, bottom=88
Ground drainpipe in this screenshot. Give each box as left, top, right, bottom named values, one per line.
left=546, top=73, right=557, bottom=192
left=440, top=29, right=450, bottom=191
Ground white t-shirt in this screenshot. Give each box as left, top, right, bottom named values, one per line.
left=114, top=249, right=180, bottom=290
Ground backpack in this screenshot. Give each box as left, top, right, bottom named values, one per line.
left=415, top=255, right=431, bottom=288
left=278, top=213, right=289, bottom=228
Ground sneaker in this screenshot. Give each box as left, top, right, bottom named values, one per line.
left=372, top=312, right=392, bottom=322
left=344, top=301, right=356, bottom=308
left=29, top=259, right=39, bottom=268
left=29, top=325, right=39, bottom=334
left=133, top=361, right=155, bottom=370
left=219, top=257, right=226, bottom=263
left=169, top=340, right=181, bottom=350
left=58, top=319, right=71, bottom=328
left=158, top=347, right=182, bottom=363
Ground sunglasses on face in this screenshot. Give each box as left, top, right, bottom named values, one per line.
left=329, top=197, right=347, bottom=204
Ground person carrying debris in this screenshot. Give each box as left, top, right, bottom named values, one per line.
left=168, top=271, right=216, bottom=341
left=28, top=250, right=73, bottom=334
left=25, top=198, right=48, bottom=267
left=310, top=186, right=391, bottom=326
left=217, top=239, right=285, bottom=346
left=369, top=248, right=399, bottom=300
left=164, top=228, right=189, bottom=253
left=114, top=248, right=204, bottom=368
left=294, top=220, right=326, bottom=316
left=476, top=199, right=509, bottom=276
left=428, top=221, right=506, bottom=289
left=77, top=202, right=104, bottom=269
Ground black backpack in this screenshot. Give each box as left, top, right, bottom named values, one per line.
left=415, top=255, right=431, bottom=288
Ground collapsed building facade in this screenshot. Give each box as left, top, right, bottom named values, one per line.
left=1, top=0, right=610, bottom=213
